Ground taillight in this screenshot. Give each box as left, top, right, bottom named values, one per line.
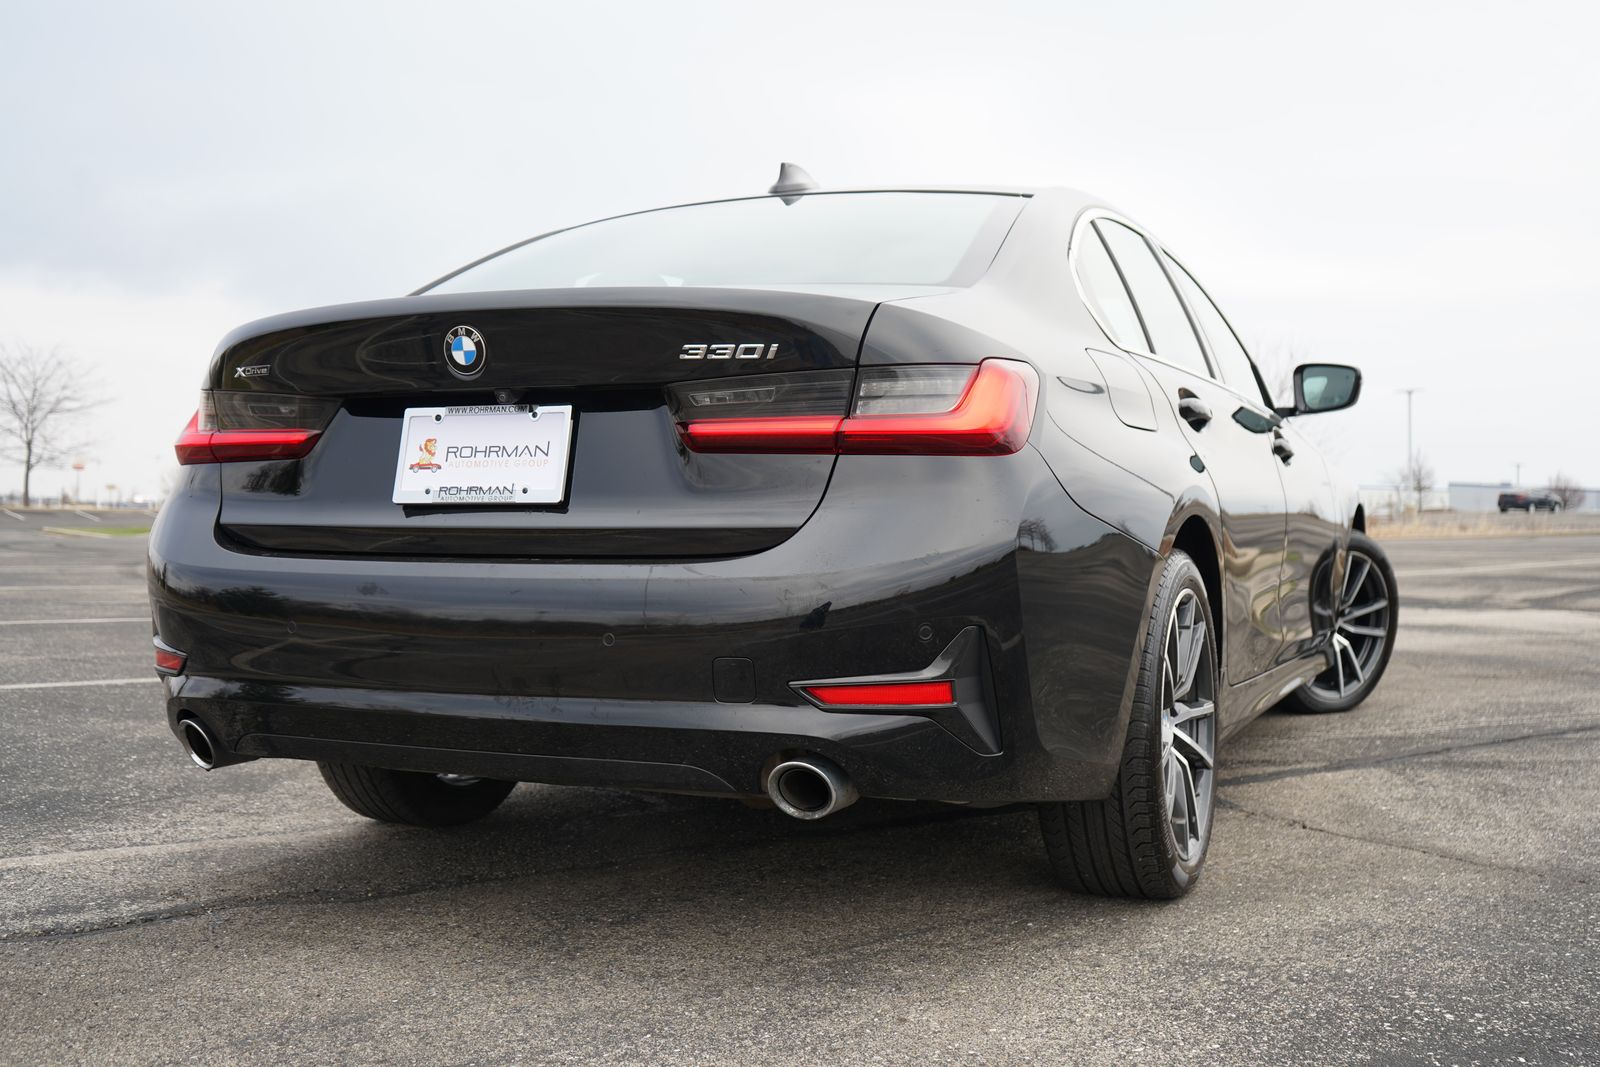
left=841, top=361, right=1039, bottom=455
left=175, top=391, right=339, bottom=465
left=676, top=359, right=1039, bottom=456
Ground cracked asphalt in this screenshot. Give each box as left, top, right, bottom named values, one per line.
left=1, top=512, right=1596, bottom=1065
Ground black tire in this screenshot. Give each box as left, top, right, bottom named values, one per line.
left=1038, top=550, right=1217, bottom=899
left=317, top=762, right=516, bottom=826
left=1280, top=530, right=1398, bottom=714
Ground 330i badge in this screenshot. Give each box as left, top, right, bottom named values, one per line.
left=149, top=165, right=1397, bottom=898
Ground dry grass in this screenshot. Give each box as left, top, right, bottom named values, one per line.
left=1370, top=510, right=1600, bottom=540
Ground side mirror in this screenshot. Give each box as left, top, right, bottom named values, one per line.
left=1281, top=363, right=1361, bottom=415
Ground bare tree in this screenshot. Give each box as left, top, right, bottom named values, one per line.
left=1547, top=472, right=1584, bottom=511
left=1394, top=450, right=1434, bottom=512
left=0, top=343, right=95, bottom=506
left=1251, top=337, right=1302, bottom=408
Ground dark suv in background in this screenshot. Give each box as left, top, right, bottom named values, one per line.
left=1498, top=491, right=1563, bottom=512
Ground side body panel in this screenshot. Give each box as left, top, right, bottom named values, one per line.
left=858, top=194, right=1219, bottom=752
left=1132, top=356, right=1289, bottom=684
left=1035, top=194, right=1347, bottom=730
left=1271, top=419, right=1346, bottom=664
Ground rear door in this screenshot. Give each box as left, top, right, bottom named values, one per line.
left=1160, top=253, right=1344, bottom=666
left=1090, top=218, right=1289, bottom=684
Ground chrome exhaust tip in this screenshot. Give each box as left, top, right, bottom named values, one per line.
left=765, top=756, right=859, bottom=820
left=177, top=717, right=219, bottom=771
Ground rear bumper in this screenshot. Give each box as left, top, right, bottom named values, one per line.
left=164, top=677, right=1004, bottom=800
left=149, top=449, right=1158, bottom=803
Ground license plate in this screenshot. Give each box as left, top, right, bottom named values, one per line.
left=391, top=405, right=574, bottom=505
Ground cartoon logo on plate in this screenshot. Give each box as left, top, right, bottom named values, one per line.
left=409, top=437, right=442, bottom=472
left=443, top=325, right=487, bottom=378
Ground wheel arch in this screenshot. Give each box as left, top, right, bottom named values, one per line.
left=1168, top=514, right=1223, bottom=654
left=1150, top=493, right=1226, bottom=680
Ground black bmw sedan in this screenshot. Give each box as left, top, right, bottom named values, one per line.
left=148, top=171, right=1397, bottom=898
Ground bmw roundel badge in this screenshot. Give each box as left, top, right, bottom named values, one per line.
left=444, top=325, right=487, bottom=378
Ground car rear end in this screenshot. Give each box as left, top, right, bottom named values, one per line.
left=147, top=190, right=1152, bottom=808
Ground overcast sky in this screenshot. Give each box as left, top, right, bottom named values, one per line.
left=2, top=0, right=1596, bottom=503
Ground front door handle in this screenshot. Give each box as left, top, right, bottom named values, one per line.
left=1177, top=396, right=1213, bottom=429
left=1272, top=431, right=1295, bottom=464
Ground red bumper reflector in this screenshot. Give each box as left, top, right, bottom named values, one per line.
left=155, top=646, right=187, bottom=675
left=175, top=413, right=322, bottom=465
left=803, top=680, right=955, bottom=707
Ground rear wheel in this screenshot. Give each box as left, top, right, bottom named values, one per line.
left=1281, top=531, right=1397, bottom=714
left=1038, top=550, right=1217, bottom=899
left=318, top=763, right=516, bottom=826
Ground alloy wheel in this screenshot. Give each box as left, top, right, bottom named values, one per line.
left=1160, top=587, right=1216, bottom=863
left=1307, top=549, right=1392, bottom=701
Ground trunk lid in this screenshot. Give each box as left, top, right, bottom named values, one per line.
left=210, top=286, right=936, bottom=559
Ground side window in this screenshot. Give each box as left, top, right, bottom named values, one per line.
left=1094, top=220, right=1211, bottom=378
left=1164, top=252, right=1271, bottom=408
left=1073, top=224, right=1147, bottom=351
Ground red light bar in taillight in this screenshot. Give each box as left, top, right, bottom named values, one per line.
left=175, top=413, right=324, bottom=465
left=801, top=680, right=956, bottom=707
left=676, top=414, right=842, bottom=454
left=677, top=359, right=1039, bottom=457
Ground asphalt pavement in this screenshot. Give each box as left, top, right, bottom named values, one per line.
left=1, top=513, right=1596, bottom=1065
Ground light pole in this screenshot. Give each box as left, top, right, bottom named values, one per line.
left=1397, top=388, right=1421, bottom=511
left=1513, top=461, right=1522, bottom=487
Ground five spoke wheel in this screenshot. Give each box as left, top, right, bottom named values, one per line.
left=1307, top=548, right=1392, bottom=702
left=1160, top=587, right=1216, bottom=863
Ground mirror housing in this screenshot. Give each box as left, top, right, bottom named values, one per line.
left=1279, top=363, right=1361, bottom=416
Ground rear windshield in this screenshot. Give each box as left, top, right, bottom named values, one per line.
left=422, top=191, right=1026, bottom=293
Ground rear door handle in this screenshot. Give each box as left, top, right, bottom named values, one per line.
left=1177, top=396, right=1213, bottom=429
left=1272, top=431, right=1295, bottom=464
